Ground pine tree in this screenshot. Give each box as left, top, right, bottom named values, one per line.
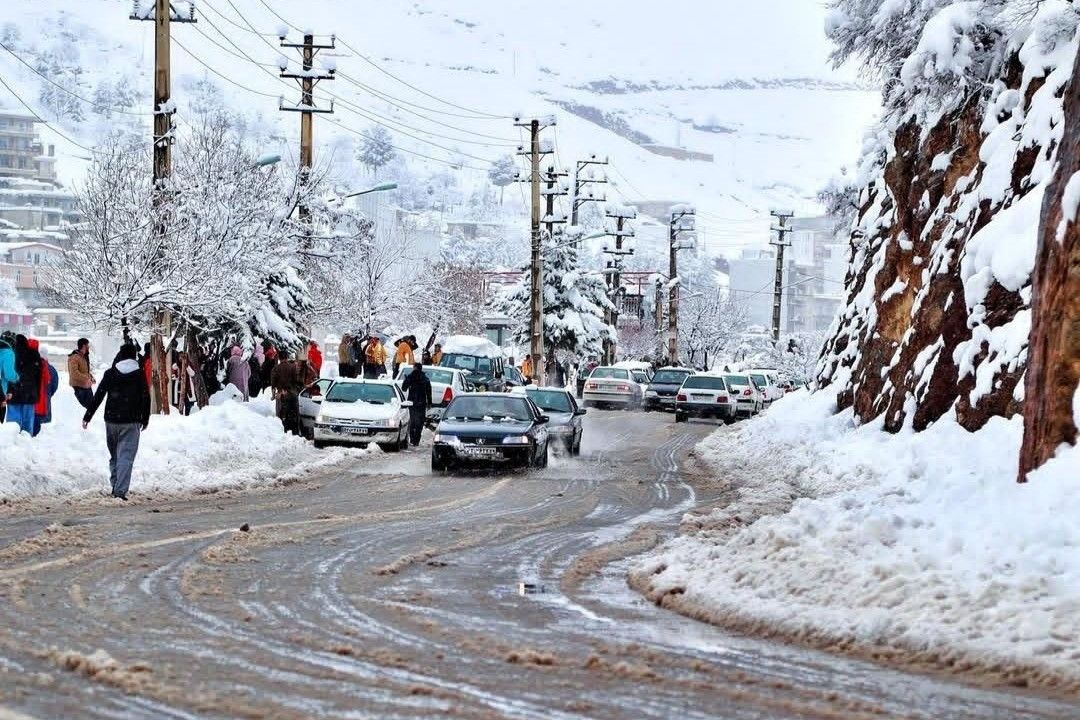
left=92, top=81, right=114, bottom=119
left=487, top=154, right=517, bottom=205
left=491, top=236, right=615, bottom=362
left=356, top=125, right=396, bottom=175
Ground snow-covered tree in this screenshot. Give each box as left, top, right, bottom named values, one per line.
left=490, top=234, right=615, bottom=363
left=487, top=154, right=517, bottom=205
left=680, top=290, right=750, bottom=370
left=356, top=125, right=396, bottom=175
left=0, top=275, right=25, bottom=313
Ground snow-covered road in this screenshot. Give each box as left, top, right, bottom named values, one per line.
left=0, top=410, right=1074, bottom=719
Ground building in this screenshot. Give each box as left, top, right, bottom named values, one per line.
left=0, top=111, right=58, bottom=182
left=0, top=176, right=81, bottom=236
left=0, top=241, right=65, bottom=308
left=726, top=215, right=848, bottom=336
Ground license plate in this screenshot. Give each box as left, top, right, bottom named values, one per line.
left=691, top=394, right=711, bottom=399
left=333, top=426, right=371, bottom=435
left=460, top=446, right=499, bottom=457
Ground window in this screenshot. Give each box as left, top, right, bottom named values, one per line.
left=445, top=395, right=532, bottom=422
left=525, top=389, right=573, bottom=413
left=589, top=368, right=629, bottom=380
left=651, top=369, right=691, bottom=384
left=682, top=376, right=727, bottom=390
left=324, top=382, right=396, bottom=404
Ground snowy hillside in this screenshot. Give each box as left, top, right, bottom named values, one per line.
left=0, top=0, right=879, bottom=254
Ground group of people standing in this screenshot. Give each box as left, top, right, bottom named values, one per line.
left=0, top=332, right=61, bottom=437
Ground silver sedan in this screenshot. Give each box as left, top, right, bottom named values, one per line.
left=581, top=367, right=643, bottom=409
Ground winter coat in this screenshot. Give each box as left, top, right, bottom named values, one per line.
left=261, top=355, right=278, bottom=390
left=430, top=350, right=443, bottom=366
left=394, top=342, right=414, bottom=367
left=9, top=336, right=41, bottom=405
left=84, top=359, right=151, bottom=427
left=67, top=350, right=93, bottom=388
left=270, top=359, right=304, bottom=395
left=401, top=368, right=432, bottom=408
left=253, top=344, right=265, bottom=365
left=365, top=341, right=387, bottom=366
left=225, top=347, right=251, bottom=400
left=247, top=356, right=262, bottom=396
left=308, top=343, right=323, bottom=375
left=350, top=337, right=364, bottom=365
left=34, top=361, right=58, bottom=422
left=520, top=355, right=533, bottom=379
left=337, top=337, right=351, bottom=365
left=0, top=339, right=17, bottom=396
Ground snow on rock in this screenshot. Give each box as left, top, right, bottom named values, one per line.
left=633, top=391, right=1080, bottom=693
left=0, top=388, right=363, bottom=502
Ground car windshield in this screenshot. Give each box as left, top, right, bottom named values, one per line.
left=525, top=389, right=573, bottom=413
left=724, top=375, right=750, bottom=387
left=325, top=382, right=396, bottom=404
left=750, top=374, right=769, bottom=386
left=652, top=370, right=691, bottom=384
left=682, top=376, right=726, bottom=390
left=446, top=396, right=532, bottom=421
left=590, top=368, right=629, bottom=380
left=442, top=353, right=493, bottom=375
left=400, top=366, right=454, bottom=385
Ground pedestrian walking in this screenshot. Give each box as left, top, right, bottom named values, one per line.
left=225, top=346, right=251, bottom=401
left=6, top=335, right=41, bottom=434
left=0, top=333, right=17, bottom=424
left=67, top=338, right=96, bottom=409
left=270, top=350, right=303, bottom=435
left=401, top=362, right=432, bottom=447
left=82, top=344, right=151, bottom=501
left=32, top=344, right=58, bottom=436
left=338, top=334, right=354, bottom=378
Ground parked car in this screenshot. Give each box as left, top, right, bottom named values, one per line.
left=613, top=360, right=654, bottom=383
left=432, top=393, right=550, bottom=471
left=642, top=367, right=695, bottom=411
left=581, top=366, right=644, bottom=409
left=299, top=378, right=335, bottom=439
left=723, top=373, right=765, bottom=417
left=503, top=364, right=528, bottom=389
left=518, top=386, right=585, bottom=455
left=674, top=374, right=736, bottom=424
left=395, top=364, right=472, bottom=425
left=312, top=378, right=411, bottom=451
left=438, top=335, right=508, bottom=393
left=747, top=368, right=785, bottom=405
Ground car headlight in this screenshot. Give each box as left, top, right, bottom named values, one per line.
left=645, top=390, right=657, bottom=397
left=434, top=433, right=461, bottom=445
left=501, top=435, right=531, bottom=445
left=371, top=418, right=400, bottom=429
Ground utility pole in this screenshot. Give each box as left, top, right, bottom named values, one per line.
left=279, top=30, right=336, bottom=232
left=514, top=115, right=556, bottom=385
left=570, top=155, right=608, bottom=229
left=601, top=205, right=636, bottom=364
left=541, top=166, right=569, bottom=241
left=769, top=210, right=794, bottom=343
left=131, top=0, right=195, bottom=415
left=668, top=206, right=696, bottom=366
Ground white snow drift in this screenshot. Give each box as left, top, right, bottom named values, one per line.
left=635, top=390, right=1080, bottom=690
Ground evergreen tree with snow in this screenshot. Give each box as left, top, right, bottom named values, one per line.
left=91, top=81, right=115, bottom=119
left=487, top=154, right=517, bottom=205
left=490, top=233, right=615, bottom=363
left=356, top=125, right=396, bottom=175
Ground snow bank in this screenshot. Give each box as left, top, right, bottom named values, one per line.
left=634, top=391, right=1080, bottom=693
left=0, top=384, right=363, bottom=502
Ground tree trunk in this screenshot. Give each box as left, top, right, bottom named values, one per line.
left=1019, top=48, right=1080, bottom=481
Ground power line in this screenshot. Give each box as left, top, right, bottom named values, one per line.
left=0, top=74, right=95, bottom=152
left=250, top=0, right=510, bottom=119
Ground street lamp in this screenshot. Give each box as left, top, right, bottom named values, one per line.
left=342, top=182, right=398, bottom=199
left=253, top=153, right=282, bottom=168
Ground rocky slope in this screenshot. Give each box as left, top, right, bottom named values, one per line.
left=818, top=1, right=1079, bottom=436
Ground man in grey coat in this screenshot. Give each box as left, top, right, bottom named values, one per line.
left=82, top=344, right=151, bottom=500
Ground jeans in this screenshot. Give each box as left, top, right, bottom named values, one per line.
left=73, top=386, right=94, bottom=410
left=105, top=422, right=141, bottom=498
left=408, top=406, right=426, bottom=446
left=6, top=404, right=35, bottom=434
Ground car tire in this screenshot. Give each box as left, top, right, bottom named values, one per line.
left=674, top=412, right=687, bottom=423
left=534, top=444, right=549, bottom=468
left=399, top=432, right=409, bottom=451
left=431, top=455, right=448, bottom=473
left=571, top=435, right=581, bottom=456
left=723, top=414, right=736, bottom=425
left=313, top=440, right=327, bottom=449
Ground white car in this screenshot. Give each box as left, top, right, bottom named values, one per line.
left=674, top=374, right=737, bottom=424
left=313, top=378, right=411, bottom=451
left=582, top=366, right=644, bottom=409
left=746, top=368, right=785, bottom=405
left=395, top=365, right=471, bottom=406
left=723, top=373, right=765, bottom=417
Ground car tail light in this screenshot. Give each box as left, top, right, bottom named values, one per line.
left=616, top=384, right=630, bottom=391
left=442, top=387, right=454, bottom=404
left=717, top=396, right=728, bottom=403
left=587, top=383, right=598, bottom=390
left=676, top=394, right=687, bottom=402
left=743, top=389, right=752, bottom=396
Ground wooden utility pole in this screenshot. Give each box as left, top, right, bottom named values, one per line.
left=769, top=210, right=794, bottom=343
left=667, top=206, right=695, bottom=365
left=131, top=0, right=195, bottom=415
left=571, top=155, right=608, bottom=229
left=279, top=31, right=336, bottom=231
left=601, top=205, right=636, bottom=364
left=514, top=115, right=555, bottom=385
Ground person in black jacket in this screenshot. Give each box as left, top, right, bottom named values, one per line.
left=82, top=344, right=151, bottom=500
left=400, top=362, right=432, bottom=447
left=6, top=334, right=42, bottom=435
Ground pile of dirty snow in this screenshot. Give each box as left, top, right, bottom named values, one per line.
left=633, top=390, right=1080, bottom=693
left=0, top=381, right=362, bottom=502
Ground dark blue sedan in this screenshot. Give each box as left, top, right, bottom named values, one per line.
left=431, top=393, right=550, bottom=472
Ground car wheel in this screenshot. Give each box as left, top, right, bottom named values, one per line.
left=534, top=443, right=548, bottom=468
left=723, top=414, right=736, bottom=425
left=431, top=454, right=448, bottom=473
left=399, top=431, right=409, bottom=451
left=313, top=440, right=327, bottom=449
left=674, top=412, right=687, bottom=423
left=572, top=434, right=582, bottom=456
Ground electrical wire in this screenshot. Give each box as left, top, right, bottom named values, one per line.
left=250, top=0, right=510, bottom=119
left=0, top=41, right=154, bottom=117
left=0, top=74, right=95, bottom=152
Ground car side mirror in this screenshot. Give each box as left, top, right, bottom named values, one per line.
left=538, top=414, right=550, bottom=423
left=575, top=408, right=587, bottom=416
